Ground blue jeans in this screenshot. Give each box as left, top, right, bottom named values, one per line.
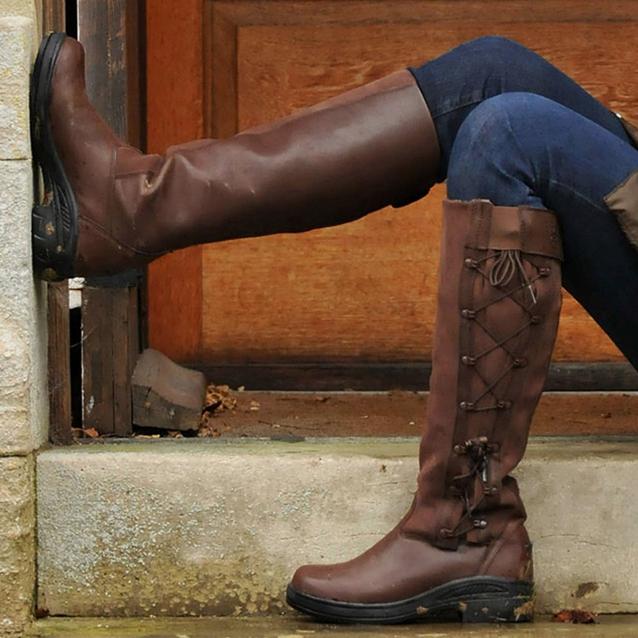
left=410, top=37, right=638, bottom=370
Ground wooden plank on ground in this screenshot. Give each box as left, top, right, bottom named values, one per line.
left=132, top=349, right=207, bottom=431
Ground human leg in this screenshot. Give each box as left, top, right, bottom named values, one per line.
left=31, top=34, right=439, bottom=280
left=410, top=36, right=632, bottom=177
left=35, top=34, right=627, bottom=282
left=447, top=92, right=638, bottom=370
left=288, top=93, right=638, bottom=624
left=287, top=202, right=562, bottom=624
left=287, top=102, right=568, bottom=624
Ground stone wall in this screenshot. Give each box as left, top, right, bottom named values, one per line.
left=0, top=3, right=47, bottom=635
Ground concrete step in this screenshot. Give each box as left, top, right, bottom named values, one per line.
left=27, top=615, right=638, bottom=638
left=36, top=438, right=638, bottom=618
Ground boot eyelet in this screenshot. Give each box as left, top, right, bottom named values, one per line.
left=531, top=315, right=542, bottom=324
left=513, top=357, right=527, bottom=368
left=464, top=258, right=478, bottom=269
left=440, top=528, right=454, bottom=538
left=484, top=486, right=499, bottom=496
left=461, top=355, right=476, bottom=366
left=453, top=444, right=466, bottom=455
left=473, top=519, right=488, bottom=529
left=539, top=267, right=551, bottom=277
left=461, top=309, right=476, bottom=319
left=497, top=400, right=512, bottom=410
left=459, top=401, right=475, bottom=411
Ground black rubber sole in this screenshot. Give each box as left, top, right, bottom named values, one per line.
left=31, top=32, right=78, bottom=281
left=286, top=576, right=534, bottom=624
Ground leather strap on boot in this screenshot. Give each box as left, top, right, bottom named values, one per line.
left=404, top=199, right=562, bottom=549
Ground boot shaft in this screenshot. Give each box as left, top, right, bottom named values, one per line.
left=406, top=199, right=563, bottom=548
left=122, top=70, right=440, bottom=257
left=36, top=33, right=441, bottom=278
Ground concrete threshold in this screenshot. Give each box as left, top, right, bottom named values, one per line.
left=27, top=615, right=638, bottom=638
left=36, top=438, right=638, bottom=617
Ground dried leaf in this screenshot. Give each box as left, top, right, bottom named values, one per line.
left=83, top=427, right=99, bottom=439
left=249, top=400, right=261, bottom=412
left=553, top=609, right=597, bottom=624
left=199, top=383, right=238, bottom=437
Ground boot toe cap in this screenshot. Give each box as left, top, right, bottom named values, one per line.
left=290, top=564, right=339, bottom=600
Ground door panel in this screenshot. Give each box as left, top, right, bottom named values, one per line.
left=148, top=1, right=638, bottom=366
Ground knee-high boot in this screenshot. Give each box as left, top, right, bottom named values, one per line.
left=287, top=199, right=563, bottom=624
left=31, top=33, right=439, bottom=280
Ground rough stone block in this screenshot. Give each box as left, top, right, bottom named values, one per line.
left=0, top=160, right=48, bottom=455
left=0, top=18, right=33, bottom=160
left=0, top=455, right=35, bottom=636
left=36, top=438, right=638, bottom=617
left=0, top=2, right=39, bottom=55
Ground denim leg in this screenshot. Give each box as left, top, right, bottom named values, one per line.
left=446, top=92, right=638, bottom=369
left=409, top=36, right=631, bottom=180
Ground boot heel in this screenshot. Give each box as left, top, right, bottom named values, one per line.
left=459, top=594, right=534, bottom=623
left=31, top=32, right=78, bottom=281
left=32, top=203, right=67, bottom=281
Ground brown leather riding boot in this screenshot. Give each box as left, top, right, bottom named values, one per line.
left=31, top=33, right=440, bottom=281
left=287, top=199, right=563, bottom=624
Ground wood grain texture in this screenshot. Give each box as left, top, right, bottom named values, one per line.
left=42, top=0, right=73, bottom=443
left=200, top=2, right=636, bottom=363
left=145, top=1, right=636, bottom=367
left=47, top=282, right=72, bottom=444
left=82, top=288, right=115, bottom=433
left=82, top=288, right=138, bottom=436
left=131, top=348, right=207, bottom=431
left=39, top=0, right=66, bottom=35
left=78, top=0, right=142, bottom=434
left=146, top=0, right=205, bottom=361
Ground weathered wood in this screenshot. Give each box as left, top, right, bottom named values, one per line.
left=203, top=390, right=638, bottom=438
left=41, top=0, right=74, bottom=444
left=148, top=0, right=636, bottom=372
left=77, top=0, right=144, bottom=435
left=47, top=282, right=72, bottom=444
left=125, top=0, right=145, bottom=151
left=81, top=288, right=115, bottom=433
left=112, top=287, right=140, bottom=435
left=132, top=349, right=207, bottom=431
left=82, top=287, right=140, bottom=435
left=39, top=0, right=65, bottom=35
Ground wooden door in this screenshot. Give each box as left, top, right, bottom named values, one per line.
left=146, top=1, right=638, bottom=388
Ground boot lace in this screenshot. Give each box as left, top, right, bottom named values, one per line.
left=441, top=248, right=551, bottom=540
